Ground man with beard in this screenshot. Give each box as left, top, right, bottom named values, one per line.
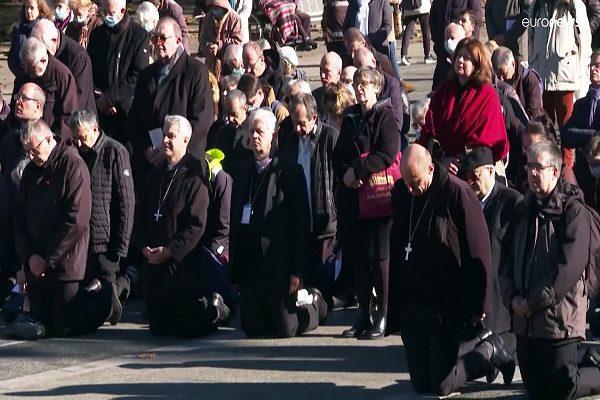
left=133, top=115, right=229, bottom=337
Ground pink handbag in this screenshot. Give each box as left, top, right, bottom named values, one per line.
left=357, top=152, right=402, bottom=219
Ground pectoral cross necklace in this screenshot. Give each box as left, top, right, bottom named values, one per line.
left=405, top=194, right=431, bottom=261
left=154, top=167, right=179, bottom=222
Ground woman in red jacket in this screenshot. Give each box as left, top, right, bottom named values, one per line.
left=418, top=38, right=509, bottom=175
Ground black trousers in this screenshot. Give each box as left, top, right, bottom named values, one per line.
left=295, top=11, right=311, bottom=40
left=400, top=308, right=493, bottom=396
left=517, top=336, right=600, bottom=400
left=27, top=274, right=80, bottom=337
left=432, top=45, right=452, bottom=91
left=401, top=13, right=431, bottom=57
left=85, top=253, right=120, bottom=285
left=142, top=263, right=217, bottom=338
left=240, top=279, right=319, bottom=338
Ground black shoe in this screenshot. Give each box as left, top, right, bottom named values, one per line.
left=307, top=39, right=318, bottom=49
left=107, top=283, right=122, bottom=326
left=296, top=42, right=312, bottom=52
left=483, top=333, right=515, bottom=385
left=366, top=312, right=387, bottom=339
left=212, top=293, right=230, bottom=324
left=486, top=367, right=499, bottom=383
left=342, top=312, right=371, bottom=338
left=308, top=288, right=328, bottom=325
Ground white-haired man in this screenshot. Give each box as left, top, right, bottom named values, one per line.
left=16, top=37, right=78, bottom=139
left=30, top=18, right=96, bottom=114
left=229, top=108, right=327, bottom=338
left=133, top=115, right=229, bottom=337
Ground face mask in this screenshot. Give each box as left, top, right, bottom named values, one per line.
left=143, top=22, right=154, bottom=32
left=104, top=15, right=119, bottom=28
left=590, top=165, right=600, bottom=178
left=444, top=39, right=458, bottom=55
left=211, top=8, right=226, bottom=20
left=231, top=67, right=244, bottom=77
left=247, top=103, right=259, bottom=112
left=55, top=7, right=69, bottom=21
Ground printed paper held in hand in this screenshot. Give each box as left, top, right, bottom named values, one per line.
left=149, top=128, right=163, bottom=149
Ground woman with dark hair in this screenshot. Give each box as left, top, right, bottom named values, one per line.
left=8, top=0, right=52, bottom=80
left=418, top=38, right=509, bottom=175
left=333, top=66, right=399, bottom=339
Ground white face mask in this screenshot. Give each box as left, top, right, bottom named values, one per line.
left=444, top=39, right=458, bottom=55
left=55, top=7, right=69, bottom=21
left=590, top=165, right=600, bottom=178
left=143, top=21, right=155, bottom=32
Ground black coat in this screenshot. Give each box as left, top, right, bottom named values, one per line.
left=56, top=31, right=97, bottom=115
left=344, top=0, right=393, bottom=56
left=79, top=132, right=135, bottom=258
left=87, top=13, right=149, bottom=115
left=215, top=118, right=252, bottom=175
left=387, top=165, right=492, bottom=333
left=561, top=92, right=600, bottom=149
left=379, top=72, right=405, bottom=146
left=14, top=139, right=92, bottom=281
left=278, top=119, right=339, bottom=239
left=229, top=156, right=311, bottom=291
left=482, top=182, right=522, bottom=334
left=130, top=51, right=214, bottom=164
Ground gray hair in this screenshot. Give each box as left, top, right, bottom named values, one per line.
left=30, top=19, right=58, bottom=48
left=527, top=140, right=562, bottom=172
left=221, top=74, right=240, bottom=90
left=137, top=2, right=159, bottom=28
left=11, top=158, right=30, bottom=185
left=19, top=37, right=48, bottom=65
left=249, top=108, right=276, bottom=133
left=290, top=93, right=318, bottom=120
left=157, top=16, right=181, bottom=38
left=224, top=44, right=243, bottom=64
left=225, top=89, right=247, bottom=106
left=163, top=115, right=192, bottom=140
left=243, top=41, right=264, bottom=58
left=284, top=79, right=312, bottom=98
left=491, top=47, right=515, bottom=69
left=20, top=119, right=53, bottom=145
left=411, top=99, right=430, bottom=128
left=69, top=109, right=98, bottom=131
left=354, top=66, right=383, bottom=91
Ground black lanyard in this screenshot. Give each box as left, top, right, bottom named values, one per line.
left=248, top=162, right=272, bottom=208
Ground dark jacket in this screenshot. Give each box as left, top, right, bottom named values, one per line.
left=65, top=13, right=103, bottom=49
left=506, top=63, right=545, bottom=119
left=584, top=0, right=600, bottom=48
left=134, top=154, right=209, bottom=269
left=55, top=32, right=97, bottom=115
left=500, top=183, right=590, bottom=339
left=430, top=0, right=480, bottom=61
left=130, top=51, right=214, bottom=164
left=229, top=155, right=311, bottom=289
left=485, top=0, right=530, bottom=61
left=574, top=160, right=600, bottom=211
left=215, top=118, right=253, bottom=175
left=87, top=13, right=150, bottom=115
left=561, top=91, right=600, bottom=149
left=379, top=72, right=405, bottom=148
left=14, top=138, right=92, bottom=281
left=482, top=182, right=523, bottom=334
left=203, top=168, right=232, bottom=259
left=160, top=0, right=191, bottom=53
left=15, top=56, right=79, bottom=139
left=261, top=49, right=286, bottom=100
left=278, top=118, right=339, bottom=239
left=322, top=0, right=349, bottom=44
left=388, top=164, right=492, bottom=331
left=344, top=0, right=393, bottom=56
left=8, top=19, right=38, bottom=81
left=79, top=132, right=135, bottom=258
left=333, top=99, right=399, bottom=223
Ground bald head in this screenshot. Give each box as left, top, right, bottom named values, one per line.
left=353, top=47, right=376, bottom=69
left=103, top=0, right=127, bottom=24
left=400, top=144, right=435, bottom=196
left=320, top=52, right=342, bottom=86
left=31, top=19, right=59, bottom=56
left=15, top=82, right=46, bottom=122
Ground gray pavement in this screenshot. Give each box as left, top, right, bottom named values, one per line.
left=0, top=16, right=599, bottom=400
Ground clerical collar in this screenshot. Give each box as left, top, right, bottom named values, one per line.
left=255, top=157, right=272, bottom=172
left=166, top=157, right=184, bottom=171
left=480, top=180, right=495, bottom=209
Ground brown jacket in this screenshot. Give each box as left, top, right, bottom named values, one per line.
left=500, top=183, right=590, bottom=339
left=15, top=139, right=92, bottom=281
left=200, top=0, right=243, bottom=77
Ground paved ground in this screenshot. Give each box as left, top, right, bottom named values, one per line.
left=0, top=7, right=599, bottom=399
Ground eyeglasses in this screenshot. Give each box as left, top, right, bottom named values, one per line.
left=353, top=81, right=373, bottom=90
left=524, top=163, right=555, bottom=174
left=13, top=93, right=38, bottom=103
left=341, top=78, right=354, bottom=85
left=150, top=33, right=175, bottom=43
left=24, top=137, right=48, bottom=156
left=245, top=57, right=263, bottom=72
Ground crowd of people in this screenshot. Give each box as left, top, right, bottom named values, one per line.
left=1, top=0, right=600, bottom=397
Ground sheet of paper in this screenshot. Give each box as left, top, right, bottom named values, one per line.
left=148, top=128, right=163, bottom=149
